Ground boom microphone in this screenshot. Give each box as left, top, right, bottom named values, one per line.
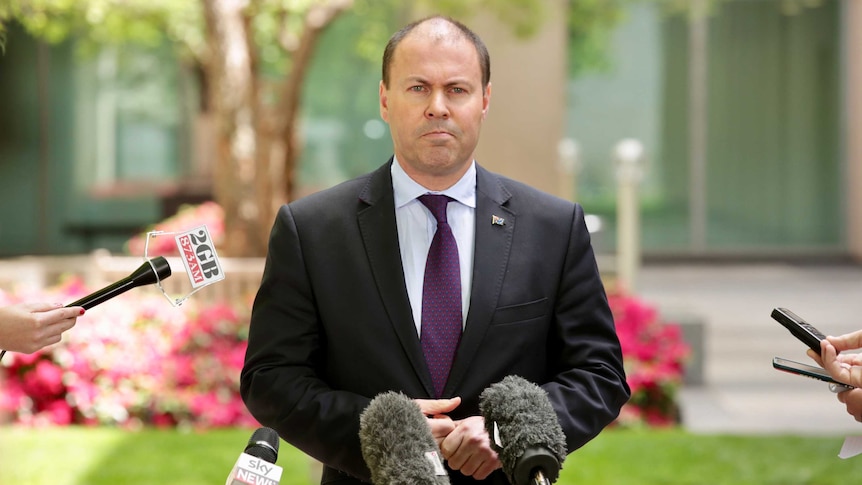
left=66, top=256, right=172, bottom=310
left=479, top=376, right=567, bottom=485
left=359, top=391, right=450, bottom=485
left=225, top=427, right=283, bottom=485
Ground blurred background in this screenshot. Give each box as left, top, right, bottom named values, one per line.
left=1, top=0, right=860, bottom=262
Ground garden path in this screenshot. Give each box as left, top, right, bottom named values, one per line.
left=636, top=261, right=862, bottom=435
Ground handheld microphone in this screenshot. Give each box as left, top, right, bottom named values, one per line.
left=479, top=376, right=567, bottom=485
left=65, top=256, right=172, bottom=310
left=0, top=257, right=173, bottom=362
left=359, top=391, right=450, bottom=485
left=225, top=427, right=283, bottom=485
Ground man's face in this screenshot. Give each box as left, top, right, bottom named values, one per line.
left=379, top=26, right=491, bottom=190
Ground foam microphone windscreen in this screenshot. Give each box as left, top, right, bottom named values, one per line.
left=359, top=391, right=450, bottom=485
left=479, top=375, right=567, bottom=485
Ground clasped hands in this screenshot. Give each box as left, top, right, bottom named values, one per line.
left=414, top=397, right=501, bottom=480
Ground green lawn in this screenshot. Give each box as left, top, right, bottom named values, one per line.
left=1, top=426, right=860, bottom=484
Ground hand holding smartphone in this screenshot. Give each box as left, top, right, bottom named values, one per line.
left=771, top=307, right=828, bottom=355
left=772, top=357, right=853, bottom=393
left=770, top=308, right=853, bottom=392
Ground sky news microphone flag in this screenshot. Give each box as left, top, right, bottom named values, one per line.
left=225, top=427, right=283, bottom=485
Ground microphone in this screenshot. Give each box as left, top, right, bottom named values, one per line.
left=0, top=257, right=173, bottom=363
left=479, top=376, right=567, bottom=485
left=225, top=427, right=283, bottom=485
left=359, top=391, right=450, bottom=485
left=65, top=256, right=172, bottom=310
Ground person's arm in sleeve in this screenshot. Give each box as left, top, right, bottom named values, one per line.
left=543, top=204, right=631, bottom=453
left=240, top=205, right=373, bottom=480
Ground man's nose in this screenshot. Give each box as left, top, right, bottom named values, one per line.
left=425, top=91, right=450, bottom=119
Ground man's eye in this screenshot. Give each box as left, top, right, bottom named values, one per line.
left=451, top=87, right=465, bottom=94
left=409, top=86, right=425, bottom=92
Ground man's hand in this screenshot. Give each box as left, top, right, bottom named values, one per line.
left=413, top=397, right=501, bottom=479
left=440, top=416, right=501, bottom=480
left=415, top=397, right=460, bottom=446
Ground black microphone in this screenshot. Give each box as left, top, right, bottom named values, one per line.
left=65, top=256, right=172, bottom=310
left=359, top=391, right=450, bottom=485
left=225, top=427, right=283, bottom=485
left=0, top=257, right=173, bottom=363
left=479, top=376, right=567, bottom=485
left=244, top=426, right=280, bottom=463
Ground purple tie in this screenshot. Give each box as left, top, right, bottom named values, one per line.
left=418, top=194, right=462, bottom=398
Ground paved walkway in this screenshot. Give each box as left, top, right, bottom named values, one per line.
left=636, top=262, right=862, bottom=435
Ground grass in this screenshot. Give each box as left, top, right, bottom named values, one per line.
left=1, top=426, right=860, bottom=484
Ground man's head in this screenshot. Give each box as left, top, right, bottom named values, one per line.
left=382, top=16, right=491, bottom=90
left=379, top=16, right=492, bottom=191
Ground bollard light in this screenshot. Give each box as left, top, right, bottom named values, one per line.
left=613, top=138, right=644, bottom=293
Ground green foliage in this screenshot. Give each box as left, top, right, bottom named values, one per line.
left=0, top=0, right=629, bottom=80
left=0, top=427, right=317, bottom=485
left=566, top=0, right=629, bottom=77
left=0, top=0, right=200, bottom=49
left=1, top=427, right=860, bottom=484
left=564, top=428, right=861, bottom=485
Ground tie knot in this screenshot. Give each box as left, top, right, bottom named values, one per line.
left=418, top=194, right=452, bottom=224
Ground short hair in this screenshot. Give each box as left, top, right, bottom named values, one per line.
left=381, top=15, right=491, bottom=89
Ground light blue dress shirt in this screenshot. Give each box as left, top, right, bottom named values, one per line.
left=391, top=158, right=476, bottom=336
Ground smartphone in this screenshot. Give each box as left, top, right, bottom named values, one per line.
left=771, top=307, right=828, bottom=355
left=772, top=357, right=853, bottom=392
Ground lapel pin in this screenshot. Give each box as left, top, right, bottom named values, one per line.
left=491, top=215, right=506, bottom=226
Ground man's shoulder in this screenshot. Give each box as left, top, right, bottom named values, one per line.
left=294, top=173, right=372, bottom=205
left=478, top=166, right=578, bottom=212
left=288, top=162, right=389, bottom=210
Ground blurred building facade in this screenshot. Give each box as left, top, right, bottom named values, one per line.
left=0, top=0, right=859, bottom=261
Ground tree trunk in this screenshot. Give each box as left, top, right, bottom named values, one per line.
left=202, top=0, right=351, bottom=256
left=277, top=1, right=353, bottom=205
left=203, top=0, right=268, bottom=257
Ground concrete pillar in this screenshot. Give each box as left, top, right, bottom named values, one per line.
left=847, top=0, right=862, bottom=261
left=468, top=1, right=569, bottom=198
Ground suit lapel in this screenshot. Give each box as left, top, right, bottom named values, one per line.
left=357, top=161, right=435, bottom=396
left=444, top=166, right=514, bottom=395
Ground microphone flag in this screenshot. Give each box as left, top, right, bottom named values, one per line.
left=144, top=224, right=225, bottom=307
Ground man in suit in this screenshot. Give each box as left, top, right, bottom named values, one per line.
left=241, top=15, right=629, bottom=484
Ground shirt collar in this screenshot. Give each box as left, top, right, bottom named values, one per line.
left=391, top=156, right=477, bottom=209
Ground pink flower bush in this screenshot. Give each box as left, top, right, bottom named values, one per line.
left=1, top=270, right=688, bottom=429
left=126, top=202, right=225, bottom=257
left=610, top=291, right=690, bottom=427
left=0, top=277, right=258, bottom=429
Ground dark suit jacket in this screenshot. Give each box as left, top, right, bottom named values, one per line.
left=241, top=160, right=630, bottom=484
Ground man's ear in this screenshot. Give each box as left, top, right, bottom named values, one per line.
left=379, top=80, right=389, bottom=122
left=482, top=82, right=492, bottom=118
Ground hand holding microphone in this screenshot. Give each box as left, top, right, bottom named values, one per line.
left=0, top=302, right=82, bottom=355
left=0, top=257, right=172, bottom=362
left=479, top=375, right=567, bottom=485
